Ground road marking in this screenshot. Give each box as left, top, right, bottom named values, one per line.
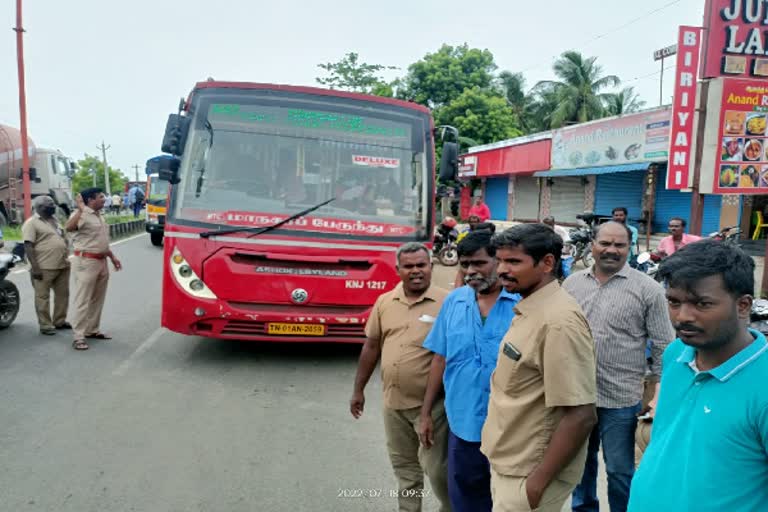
left=11, top=232, right=147, bottom=274
left=113, top=327, right=166, bottom=376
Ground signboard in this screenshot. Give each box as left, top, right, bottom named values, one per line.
left=712, top=79, right=768, bottom=194
left=352, top=155, right=400, bottom=168
left=702, top=0, right=768, bottom=78
left=667, top=26, right=703, bottom=189
left=458, top=155, right=478, bottom=178
left=550, top=108, right=671, bottom=170
left=654, top=44, right=678, bottom=61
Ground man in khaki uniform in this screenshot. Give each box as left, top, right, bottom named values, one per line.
left=350, top=242, right=450, bottom=512
left=22, top=195, right=71, bottom=335
left=65, top=188, right=122, bottom=350
left=481, top=224, right=598, bottom=512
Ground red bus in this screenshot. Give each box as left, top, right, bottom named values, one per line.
left=155, top=81, right=457, bottom=342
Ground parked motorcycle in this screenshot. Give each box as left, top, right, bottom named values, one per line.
left=750, top=299, right=768, bottom=335
left=569, top=213, right=596, bottom=268
left=708, top=225, right=741, bottom=246
left=434, top=217, right=459, bottom=266
left=0, top=252, right=22, bottom=329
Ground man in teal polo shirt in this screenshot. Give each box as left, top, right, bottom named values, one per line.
left=419, top=231, right=520, bottom=512
left=628, top=239, right=768, bottom=511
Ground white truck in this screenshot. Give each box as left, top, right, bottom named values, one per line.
left=0, top=123, right=75, bottom=225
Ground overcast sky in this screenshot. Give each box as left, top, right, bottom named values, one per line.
left=0, top=0, right=705, bottom=178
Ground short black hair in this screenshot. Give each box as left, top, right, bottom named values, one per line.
left=458, top=231, right=495, bottom=258
left=472, top=222, right=496, bottom=234
left=658, top=239, right=754, bottom=298
left=612, top=207, right=628, bottom=216
left=669, top=217, right=687, bottom=228
left=80, top=187, right=103, bottom=204
left=492, top=223, right=562, bottom=277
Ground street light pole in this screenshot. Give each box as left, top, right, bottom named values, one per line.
left=14, top=0, right=32, bottom=220
left=97, top=141, right=111, bottom=195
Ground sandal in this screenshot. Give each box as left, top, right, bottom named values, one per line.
left=86, top=332, right=112, bottom=340
left=72, top=339, right=89, bottom=351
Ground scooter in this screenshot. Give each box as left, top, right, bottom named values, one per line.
left=636, top=252, right=662, bottom=281
left=0, top=251, right=22, bottom=329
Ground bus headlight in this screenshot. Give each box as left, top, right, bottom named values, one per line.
left=170, top=248, right=217, bottom=300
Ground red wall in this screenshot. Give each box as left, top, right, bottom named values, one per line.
left=473, top=139, right=551, bottom=177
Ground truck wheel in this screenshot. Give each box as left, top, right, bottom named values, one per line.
left=150, top=232, right=163, bottom=247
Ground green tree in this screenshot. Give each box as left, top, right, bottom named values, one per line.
left=316, top=52, right=398, bottom=95
left=535, top=51, right=620, bottom=128
left=72, top=154, right=127, bottom=195
left=604, top=86, right=646, bottom=116
left=496, top=71, right=539, bottom=134
left=437, top=87, right=522, bottom=146
left=402, top=44, right=497, bottom=108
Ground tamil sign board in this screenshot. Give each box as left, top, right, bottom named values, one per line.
left=702, top=0, right=768, bottom=79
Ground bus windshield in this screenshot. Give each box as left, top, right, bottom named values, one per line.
left=149, top=176, right=169, bottom=200
left=171, top=92, right=431, bottom=240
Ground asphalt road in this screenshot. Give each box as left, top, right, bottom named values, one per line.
left=0, top=235, right=603, bottom=512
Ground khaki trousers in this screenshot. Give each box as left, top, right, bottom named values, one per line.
left=31, top=268, right=70, bottom=330
left=490, top=469, right=574, bottom=512
left=383, top=400, right=450, bottom=512
left=72, top=257, right=109, bottom=340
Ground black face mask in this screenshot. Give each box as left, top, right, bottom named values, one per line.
left=43, top=206, right=56, bottom=216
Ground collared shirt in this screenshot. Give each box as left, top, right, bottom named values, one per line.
left=657, top=233, right=701, bottom=256
left=481, top=280, right=597, bottom=484
left=365, top=283, right=448, bottom=410
left=70, top=207, right=110, bottom=253
left=563, top=265, right=674, bottom=408
left=628, top=332, right=768, bottom=512
left=21, top=214, right=69, bottom=270
left=423, top=286, right=520, bottom=442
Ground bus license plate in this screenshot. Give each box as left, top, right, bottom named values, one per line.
left=267, top=323, right=326, bottom=336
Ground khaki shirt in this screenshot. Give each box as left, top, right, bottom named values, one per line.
left=70, top=207, right=110, bottom=253
left=21, top=214, right=69, bottom=270
left=365, top=283, right=448, bottom=410
left=481, top=280, right=597, bottom=485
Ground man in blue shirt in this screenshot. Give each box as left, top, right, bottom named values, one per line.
left=628, top=239, right=768, bottom=512
left=420, top=231, right=520, bottom=511
left=612, top=207, right=639, bottom=265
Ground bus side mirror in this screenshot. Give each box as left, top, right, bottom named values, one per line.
left=161, top=114, right=191, bottom=156
left=156, top=157, right=181, bottom=185
left=439, top=142, right=458, bottom=182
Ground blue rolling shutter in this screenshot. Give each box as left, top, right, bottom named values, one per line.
left=653, top=170, right=722, bottom=234
left=594, top=171, right=645, bottom=220
left=485, top=177, right=508, bottom=220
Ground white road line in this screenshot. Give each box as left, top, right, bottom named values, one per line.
left=11, top=232, right=147, bottom=275
left=113, top=327, right=166, bottom=376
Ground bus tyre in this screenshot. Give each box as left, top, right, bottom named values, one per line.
left=150, top=232, right=163, bottom=247
left=0, top=280, right=20, bottom=329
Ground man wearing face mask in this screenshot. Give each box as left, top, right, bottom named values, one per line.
left=22, top=195, right=71, bottom=335
left=563, top=222, right=674, bottom=512
left=420, top=231, right=520, bottom=511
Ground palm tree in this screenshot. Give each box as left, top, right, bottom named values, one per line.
left=535, top=51, right=620, bottom=128
left=497, top=71, right=535, bottom=133
left=603, top=87, right=647, bottom=116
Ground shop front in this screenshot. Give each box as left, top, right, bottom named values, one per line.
left=460, top=134, right=551, bottom=221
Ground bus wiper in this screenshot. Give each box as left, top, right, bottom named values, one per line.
left=199, top=197, right=336, bottom=239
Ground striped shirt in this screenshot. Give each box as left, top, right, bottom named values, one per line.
left=563, top=264, right=675, bottom=408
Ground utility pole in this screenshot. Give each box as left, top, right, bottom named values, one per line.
left=132, top=164, right=141, bottom=183
left=90, top=167, right=96, bottom=187
left=14, top=0, right=32, bottom=220
left=97, top=141, right=111, bottom=195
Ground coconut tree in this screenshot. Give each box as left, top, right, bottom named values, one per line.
left=535, top=51, right=620, bottom=128
left=604, top=87, right=647, bottom=116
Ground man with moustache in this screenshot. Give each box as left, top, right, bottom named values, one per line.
left=482, top=224, right=597, bottom=511
left=628, top=240, right=768, bottom=511
left=563, top=222, right=674, bottom=512
left=350, top=242, right=450, bottom=512
left=419, top=231, right=520, bottom=511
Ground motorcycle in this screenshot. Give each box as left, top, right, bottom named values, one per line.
left=750, top=299, right=768, bottom=335
left=0, top=251, right=22, bottom=329
left=569, top=213, right=596, bottom=268
left=433, top=217, right=459, bottom=266
left=708, top=225, right=741, bottom=245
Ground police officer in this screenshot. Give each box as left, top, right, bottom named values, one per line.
left=22, top=195, right=71, bottom=335
left=65, top=188, right=122, bottom=350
